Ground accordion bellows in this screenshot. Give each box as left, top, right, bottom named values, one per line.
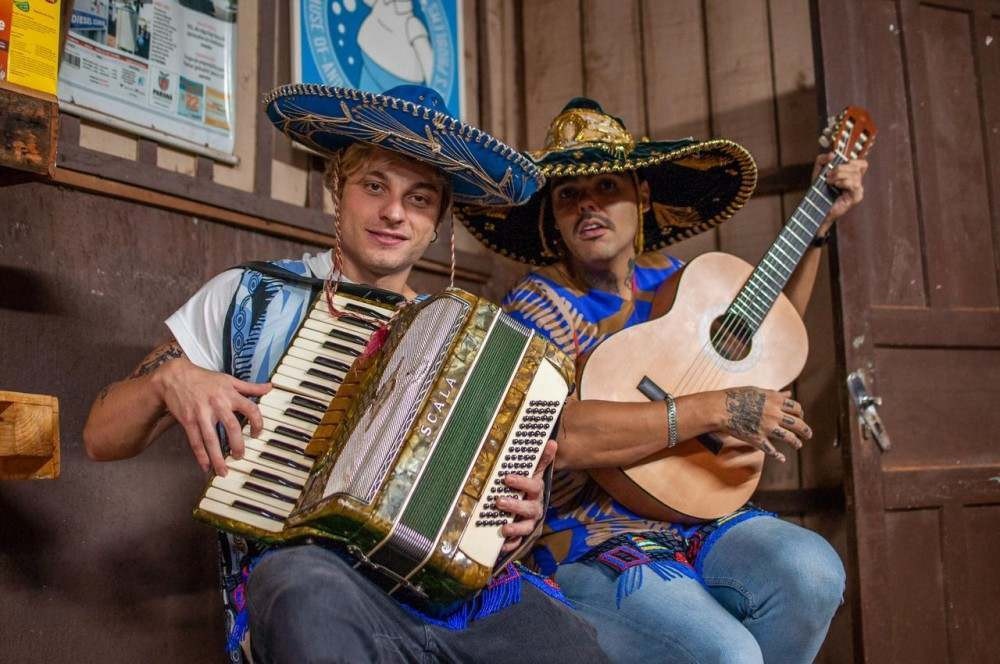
left=195, top=288, right=573, bottom=605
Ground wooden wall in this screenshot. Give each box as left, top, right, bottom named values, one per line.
left=0, top=1, right=852, bottom=661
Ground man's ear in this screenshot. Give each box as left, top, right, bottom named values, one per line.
left=639, top=180, right=651, bottom=213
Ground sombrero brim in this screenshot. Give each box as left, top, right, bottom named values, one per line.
left=454, top=138, right=757, bottom=265
left=264, top=84, right=544, bottom=207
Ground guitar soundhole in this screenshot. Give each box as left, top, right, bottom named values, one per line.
left=709, top=314, right=753, bottom=361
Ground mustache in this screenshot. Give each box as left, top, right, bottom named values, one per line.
left=574, top=212, right=614, bottom=233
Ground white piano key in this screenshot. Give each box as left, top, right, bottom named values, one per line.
left=206, top=483, right=295, bottom=516
left=271, top=372, right=335, bottom=402
left=212, top=467, right=301, bottom=501
left=244, top=437, right=314, bottom=472
left=276, top=357, right=343, bottom=390
left=287, top=341, right=354, bottom=374
left=259, top=403, right=319, bottom=436
left=242, top=447, right=311, bottom=480
left=226, top=457, right=306, bottom=488
left=198, top=496, right=285, bottom=533
left=259, top=389, right=328, bottom=416
left=295, top=330, right=363, bottom=365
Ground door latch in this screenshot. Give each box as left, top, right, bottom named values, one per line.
left=847, top=370, right=891, bottom=452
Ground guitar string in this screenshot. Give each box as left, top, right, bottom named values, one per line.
left=675, top=160, right=842, bottom=400
left=688, top=160, right=842, bottom=400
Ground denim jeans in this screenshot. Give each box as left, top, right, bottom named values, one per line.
left=247, top=545, right=609, bottom=663
left=553, top=516, right=846, bottom=664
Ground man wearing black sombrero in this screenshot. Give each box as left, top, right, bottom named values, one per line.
left=457, top=98, right=867, bottom=662
left=83, top=85, right=607, bottom=663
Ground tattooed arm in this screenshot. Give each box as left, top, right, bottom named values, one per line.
left=83, top=338, right=270, bottom=474
left=554, top=387, right=812, bottom=470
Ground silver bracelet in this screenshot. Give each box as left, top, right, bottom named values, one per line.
left=664, top=393, right=679, bottom=448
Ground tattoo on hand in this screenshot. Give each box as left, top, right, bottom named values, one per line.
left=725, top=388, right=766, bottom=438
left=770, top=428, right=785, bottom=440
left=781, top=415, right=796, bottom=427
left=130, top=341, right=184, bottom=379
left=97, top=385, right=112, bottom=402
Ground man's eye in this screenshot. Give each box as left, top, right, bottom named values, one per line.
left=410, top=195, right=429, bottom=206
left=598, top=179, right=617, bottom=191
left=556, top=188, right=577, bottom=201
left=364, top=181, right=384, bottom=193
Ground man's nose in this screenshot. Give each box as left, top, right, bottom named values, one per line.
left=380, top=197, right=406, bottom=224
left=577, top=188, right=600, bottom=213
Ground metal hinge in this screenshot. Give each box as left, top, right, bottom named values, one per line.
left=847, top=370, right=891, bottom=452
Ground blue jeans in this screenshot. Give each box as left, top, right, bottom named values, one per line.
left=554, top=516, right=845, bottom=664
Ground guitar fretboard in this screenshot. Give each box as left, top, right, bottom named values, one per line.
left=727, top=155, right=846, bottom=334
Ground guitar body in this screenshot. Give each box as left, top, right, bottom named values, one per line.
left=579, top=252, right=809, bottom=523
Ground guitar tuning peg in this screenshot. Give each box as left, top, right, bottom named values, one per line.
left=818, top=135, right=831, bottom=148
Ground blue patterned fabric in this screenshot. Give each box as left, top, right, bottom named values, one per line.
left=501, top=251, right=774, bottom=597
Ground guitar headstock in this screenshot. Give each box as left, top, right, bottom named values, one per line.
left=818, top=106, right=877, bottom=162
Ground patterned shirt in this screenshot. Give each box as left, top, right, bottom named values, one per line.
left=502, top=252, right=688, bottom=574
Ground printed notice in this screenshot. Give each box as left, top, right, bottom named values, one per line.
left=0, top=0, right=63, bottom=97
left=58, top=0, right=236, bottom=154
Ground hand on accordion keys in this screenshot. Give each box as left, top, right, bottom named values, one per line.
left=496, top=439, right=557, bottom=553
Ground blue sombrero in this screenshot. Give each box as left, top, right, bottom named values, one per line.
left=264, top=84, right=544, bottom=207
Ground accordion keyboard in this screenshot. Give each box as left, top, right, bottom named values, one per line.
left=197, top=293, right=395, bottom=533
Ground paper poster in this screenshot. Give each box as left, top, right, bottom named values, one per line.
left=58, top=0, right=237, bottom=155
left=0, top=0, right=62, bottom=97
left=293, top=0, right=463, bottom=117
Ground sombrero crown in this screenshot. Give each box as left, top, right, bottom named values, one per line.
left=264, top=84, right=544, bottom=207
left=455, top=97, right=758, bottom=265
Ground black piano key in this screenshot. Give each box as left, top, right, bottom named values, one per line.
left=266, top=438, right=307, bottom=455
left=339, top=315, right=380, bottom=332
left=322, top=340, right=361, bottom=357
left=345, top=303, right=390, bottom=321
left=243, top=481, right=297, bottom=504
left=314, top=355, right=351, bottom=373
left=300, top=380, right=337, bottom=396
left=291, top=395, right=327, bottom=413
left=284, top=407, right=321, bottom=426
left=249, top=468, right=304, bottom=491
left=307, top=367, right=343, bottom=383
left=260, top=451, right=312, bottom=473
left=326, top=328, right=368, bottom=346
left=232, top=499, right=285, bottom=522
left=275, top=425, right=311, bottom=443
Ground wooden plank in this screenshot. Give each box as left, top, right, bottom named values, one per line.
left=58, top=112, right=80, bottom=147
left=461, top=0, right=480, bottom=126
left=906, top=1, right=998, bottom=308
left=521, top=0, right=585, bottom=147
left=874, top=346, right=1000, bottom=470
left=58, top=142, right=331, bottom=235
left=254, top=0, right=277, bottom=197
left=196, top=157, right=214, bottom=181
left=0, top=88, right=57, bottom=175
left=49, top=167, right=490, bottom=284
left=974, top=7, right=1000, bottom=305
left=959, top=503, right=1000, bottom=657
left=882, top=466, right=1000, bottom=509
left=770, top=0, right=820, bottom=166
left=0, top=391, right=59, bottom=480
left=870, top=307, right=1000, bottom=347
left=137, top=139, right=157, bottom=165
left=884, top=508, right=951, bottom=663
left=582, top=0, right=646, bottom=135
left=751, top=487, right=844, bottom=513
left=641, top=0, right=710, bottom=140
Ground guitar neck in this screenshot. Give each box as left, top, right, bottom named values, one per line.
left=729, top=155, right=846, bottom=332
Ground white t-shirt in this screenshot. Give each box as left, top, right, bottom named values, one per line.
left=165, top=251, right=335, bottom=372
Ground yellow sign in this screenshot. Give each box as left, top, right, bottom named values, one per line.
left=0, top=0, right=61, bottom=97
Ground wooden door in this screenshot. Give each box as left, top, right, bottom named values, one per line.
left=813, top=0, right=1000, bottom=661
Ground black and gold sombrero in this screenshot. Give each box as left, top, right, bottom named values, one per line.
left=454, top=97, right=758, bottom=265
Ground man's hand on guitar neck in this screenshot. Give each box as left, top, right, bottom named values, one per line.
left=812, top=151, right=868, bottom=237
left=711, top=387, right=812, bottom=463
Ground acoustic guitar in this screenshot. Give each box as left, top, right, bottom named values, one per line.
left=578, top=107, right=877, bottom=523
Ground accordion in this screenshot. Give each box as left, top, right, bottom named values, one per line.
left=195, top=287, right=574, bottom=604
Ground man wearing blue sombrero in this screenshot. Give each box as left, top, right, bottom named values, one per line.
left=458, top=98, right=867, bottom=662
left=83, top=85, right=607, bottom=663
